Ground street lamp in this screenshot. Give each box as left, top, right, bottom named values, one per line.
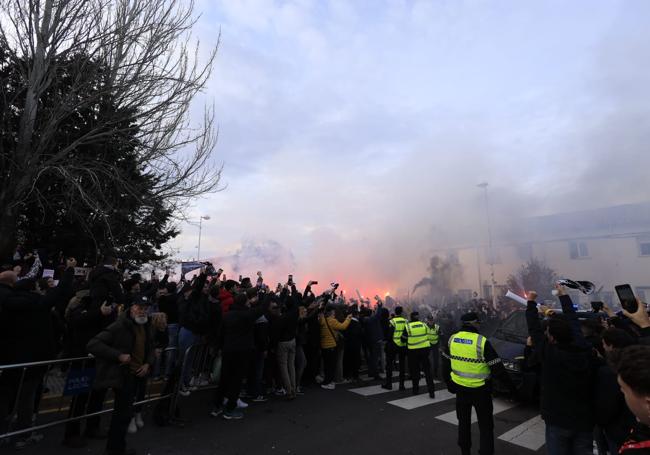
left=196, top=215, right=210, bottom=260
left=477, top=182, right=496, bottom=308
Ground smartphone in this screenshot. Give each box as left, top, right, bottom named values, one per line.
left=590, top=301, right=604, bottom=312
left=311, top=281, right=318, bottom=286
left=288, top=274, right=294, bottom=285
left=615, top=284, right=638, bottom=313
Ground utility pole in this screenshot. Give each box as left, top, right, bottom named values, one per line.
left=196, top=215, right=210, bottom=260
left=477, top=183, right=496, bottom=308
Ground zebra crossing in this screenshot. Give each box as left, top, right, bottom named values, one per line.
left=348, top=380, right=546, bottom=452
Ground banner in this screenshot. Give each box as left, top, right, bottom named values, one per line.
left=181, top=261, right=204, bottom=276
left=63, top=367, right=96, bottom=396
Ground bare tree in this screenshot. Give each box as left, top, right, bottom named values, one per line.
left=0, top=0, right=221, bottom=257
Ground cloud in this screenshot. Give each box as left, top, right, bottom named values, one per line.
left=173, top=0, right=650, bottom=297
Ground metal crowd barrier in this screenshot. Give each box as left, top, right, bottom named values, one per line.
left=0, top=347, right=178, bottom=441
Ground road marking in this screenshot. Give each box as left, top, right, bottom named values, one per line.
left=350, top=380, right=441, bottom=397
left=497, top=415, right=546, bottom=451
left=387, top=389, right=455, bottom=410
left=434, top=398, right=518, bottom=425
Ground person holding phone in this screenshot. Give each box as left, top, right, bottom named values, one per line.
left=525, top=286, right=597, bottom=455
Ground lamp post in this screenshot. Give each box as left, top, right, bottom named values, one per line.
left=196, top=215, right=210, bottom=260
left=477, top=182, right=496, bottom=308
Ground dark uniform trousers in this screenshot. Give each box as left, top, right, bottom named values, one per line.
left=407, top=348, right=435, bottom=395
left=385, top=342, right=407, bottom=386
left=455, top=384, right=494, bottom=455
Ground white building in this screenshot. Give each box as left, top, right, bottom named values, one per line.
left=433, top=202, right=650, bottom=306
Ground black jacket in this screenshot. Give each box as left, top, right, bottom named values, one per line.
left=87, top=313, right=155, bottom=390
left=526, top=295, right=596, bottom=431
left=221, top=301, right=268, bottom=353
left=620, top=423, right=650, bottom=454
left=158, top=294, right=180, bottom=325
left=594, top=357, right=635, bottom=446
left=276, top=305, right=299, bottom=342
left=89, top=265, right=124, bottom=306
left=0, top=267, right=74, bottom=367
left=65, top=290, right=116, bottom=357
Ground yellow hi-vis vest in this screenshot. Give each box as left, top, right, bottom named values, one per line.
left=448, top=331, right=491, bottom=388
left=390, top=317, right=407, bottom=347
left=405, top=321, right=430, bottom=350
left=427, top=324, right=440, bottom=346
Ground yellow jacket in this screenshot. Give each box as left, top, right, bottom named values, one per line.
left=319, top=315, right=351, bottom=349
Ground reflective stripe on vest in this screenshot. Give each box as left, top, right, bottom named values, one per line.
left=427, top=324, right=439, bottom=345
left=390, top=317, right=407, bottom=347
left=448, top=331, right=490, bottom=388
left=405, top=321, right=430, bottom=350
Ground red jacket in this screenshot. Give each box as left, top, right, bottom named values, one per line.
left=219, top=289, right=234, bottom=314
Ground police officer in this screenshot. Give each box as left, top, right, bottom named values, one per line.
left=402, top=312, right=435, bottom=398
left=382, top=306, right=407, bottom=391
left=442, top=312, right=515, bottom=455
left=425, top=315, right=441, bottom=379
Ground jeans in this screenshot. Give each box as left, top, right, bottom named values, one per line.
left=277, top=339, right=297, bottom=395
left=321, top=348, right=337, bottom=385
left=246, top=350, right=266, bottom=397
left=295, top=345, right=306, bottom=388
left=164, top=323, right=180, bottom=377
left=367, top=341, right=382, bottom=377
left=456, top=386, right=494, bottom=455
left=106, top=375, right=136, bottom=453
left=213, top=350, right=251, bottom=411
left=177, top=327, right=197, bottom=387
left=545, top=424, right=594, bottom=455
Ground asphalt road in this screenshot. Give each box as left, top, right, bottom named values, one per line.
left=17, top=376, right=548, bottom=455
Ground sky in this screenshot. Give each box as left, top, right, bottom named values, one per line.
left=170, top=0, right=650, bottom=297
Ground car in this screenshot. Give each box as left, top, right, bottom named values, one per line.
left=488, top=309, right=602, bottom=401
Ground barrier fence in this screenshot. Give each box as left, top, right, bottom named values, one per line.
left=0, top=346, right=182, bottom=442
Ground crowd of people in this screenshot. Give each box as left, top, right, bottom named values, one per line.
left=2, top=247, right=650, bottom=455
left=0, top=249, right=443, bottom=454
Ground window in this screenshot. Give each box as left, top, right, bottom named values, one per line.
left=569, top=241, right=589, bottom=259
left=638, top=237, right=650, bottom=256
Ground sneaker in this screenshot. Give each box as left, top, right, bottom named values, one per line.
left=179, top=386, right=191, bottom=397
left=252, top=395, right=268, bottom=402
left=134, top=412, right=144, bottom=429
left=15, top=433, right=44, bottom=450
left=222, top=408, right=244, bottom=420
left=296, top=388, right=305, bottom=396
left=210, top=407, right=223, bottom=418
left=127, top=418, right=138, bottom=434
left=320, top=383, right=335, bottom=390
left=222, top=398, right=249, bottom=409
left=315, top=375, right=324, bottom=384
left=335, top=379, right=350, bottom=385
left=274, top=388, right=287, bottom=396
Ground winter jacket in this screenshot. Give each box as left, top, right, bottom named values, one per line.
left=361, top=310, right=383, bottom=344
left=158, top=294, right=180, bottom=325
left=526, top=296, right=596, bottom=431
left=319, top=315, right=351, bottom=349
left=86, top=313, right=155, bottom=390
left=65, top=289, right=116, bottom=357
left=88, top=265, right=124, bottom=306
left=276, top=305, right=299, bottom=342
left=221, top=301, right=268, bottom=353
left=594, top=357, right=635, bottom=447
left=0, top=267, right=74, bottom=367
left=219, top=288, right=234, bottom=314
left=620, top=423, right=650, bottom=454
